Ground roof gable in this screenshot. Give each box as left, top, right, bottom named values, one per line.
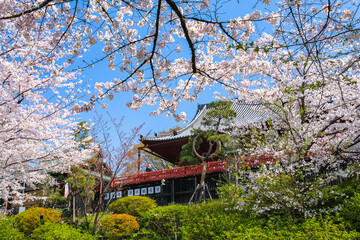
left=141, top=101, right=270, bottom=142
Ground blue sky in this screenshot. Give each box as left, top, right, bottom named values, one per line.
left=75, top=1, right=272, bottom=139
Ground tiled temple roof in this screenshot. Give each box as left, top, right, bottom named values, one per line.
left=141, top=101, right=271, bottom=142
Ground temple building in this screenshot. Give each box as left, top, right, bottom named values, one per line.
left=111, top=101, right=273, bottom=205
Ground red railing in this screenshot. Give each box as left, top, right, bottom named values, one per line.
left=112, top=154, right=275, bottom=187
left=112, top=161, right=224, bottom=187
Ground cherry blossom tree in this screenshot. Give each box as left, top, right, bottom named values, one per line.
left=2, top=0, right=360, bottom=217
left=0, top=1, right=92, bottom=205
left=2, top=1, right=359, bottom=118
left=0, top=0, right=274, bottom=120
left=216, top=1, right=360, bottom=217
left=80, top=112, right=143, bottom=234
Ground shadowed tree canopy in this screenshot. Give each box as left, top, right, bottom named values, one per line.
left=179, top=101, right=237, bottom=166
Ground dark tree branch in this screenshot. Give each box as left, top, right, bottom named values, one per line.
left=165, top=0, right=197, bottom=73
left=0, top=0, right=54, bottom=20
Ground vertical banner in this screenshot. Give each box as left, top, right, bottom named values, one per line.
left=64, top=182, right=69, bottom=198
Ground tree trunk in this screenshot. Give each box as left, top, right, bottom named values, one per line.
left=200, top=159, right=207, bottom=188
left=199, top=159, right=207, bottom=200
left=73, top=193, right=76, bottom=222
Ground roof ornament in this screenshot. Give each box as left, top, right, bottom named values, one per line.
left=154, top=132, right=158, bottom=137
left=173, top=130, right=177, bottom=136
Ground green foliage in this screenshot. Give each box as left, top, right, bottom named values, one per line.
left=341, top=193, right=360, bottom=231
left=235, top=123, right=274, bottom=155
left=108, top=196, right=157, bottom=217
left=220, top=217, right=360, bottom=240
left=216, top=182, right=245, bottom=208
left=201, top=101, right=236, bottom=131
left=14, top=207, right=61, bottom=236
left=133, top=204, right=189, bottom=240
left=0, top=216, right=25, bottom=240
left=78, top=212, right=115, bottom=235
left=231, top=167, right=360, bottom=219
left=293, top=217, right=360, bottom=239
left=134, top=201, right=250, bottom=240
left=66, top=166, right=96, bottom=200
left=78, top=215, right=98, bottom=234
left=179, top=128, right=202, bottom=166
left=73, top=121, right=92, bottom=150
left=333, top=177, right=360, bottom=197
left=99, top=214, right=139, bottom=239
left=179, top=101, right=237, bottom=166
left=30, top=222, right=95, bottom=240
left=132, top=199, right=360, bottom=240
left=180, top=201, right=248, bottom=240
left=40, top=173, right=68, bottom=208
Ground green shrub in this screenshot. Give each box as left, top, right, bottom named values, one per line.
left=341, top=192, right=360, bottom=231
left=132, top=199, right=360, bottom=240
left=219, top=217, right=360, bottom=240
left=180, top=201, right=250, bottom=240
left=30, top=222, right=95, bottom=240
left=294, top=217, right=360, bottom=239
left=79, top=215, right=97, bottom=233
left=134, top=201, right=252, bottom=240
left=108, top=196, right=157, bottom=217
left=99, top=213, right=139, bottom=239
left=133, top=204, right=189, bottom=240
left=0, top=216, right=25, bottom=240
left=78, top=213, right=111, bottom=234
left=14, top=207, right=61, bottom=236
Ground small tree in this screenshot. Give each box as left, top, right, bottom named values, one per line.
left=181, top=101, right=237, bottom=202
left=78, top=112, right=144, bottom=235
left=66, top=165, right=96, bottom=219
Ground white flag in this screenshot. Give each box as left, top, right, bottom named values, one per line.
left=64, top=183, right=69, bottom=198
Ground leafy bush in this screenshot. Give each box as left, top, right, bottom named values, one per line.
left=133, top=201, right=254, bottom=239
left=14, top=207, right=61, bottom=236
left=341, top=192, right=360, bottom=231
left=0, top=216, right=25, bottom=240
left=294, top=217, right=360, bottom=239
left=79, top=215, right=98, bottom=233
left=220, top=216, right=360, bottom=239
left=133, top=199, right=360, bottom=240
left=78, top=212, right=112, bottom=235
left=133, top=204, right=189, bottom=240
left=99, top=213, right=139, bottom=239
left=30, top=222, right=95, bottom=240
left=108, top=196, right=157, bottom=217
left=180, top=201, right=250, bottom=240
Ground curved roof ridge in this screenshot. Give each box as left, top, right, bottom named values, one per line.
left=142, top=100, right=271, bottom=142
left=175, top=103, right=207, bottom=135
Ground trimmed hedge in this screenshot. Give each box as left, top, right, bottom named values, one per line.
left=131, top=201, right=360, bottom=240
left=30, top=222, right=95, bottom=240
left=133, top=204, right=189, bottom=239
left=221, top=217, right=360, bottom=240
left=180, top=201, right=248, bottom=240
left=0, top=216, right=25, bottom=240
left=99, top=213, right=139, bottom=239
left=108, top=196, right=157, bottom=217
left=14, top=207, right=61, bottom=236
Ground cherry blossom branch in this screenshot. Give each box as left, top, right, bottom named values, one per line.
left=165, top=0, right=197, bottom=73
left=0, top=0, right=54, bottom=20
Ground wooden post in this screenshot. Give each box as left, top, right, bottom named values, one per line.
left=137, top=148, right=141, bottom=174
left=171, top=179, right=175, bottom=203
left=72, top=189, right=76, bottom=223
